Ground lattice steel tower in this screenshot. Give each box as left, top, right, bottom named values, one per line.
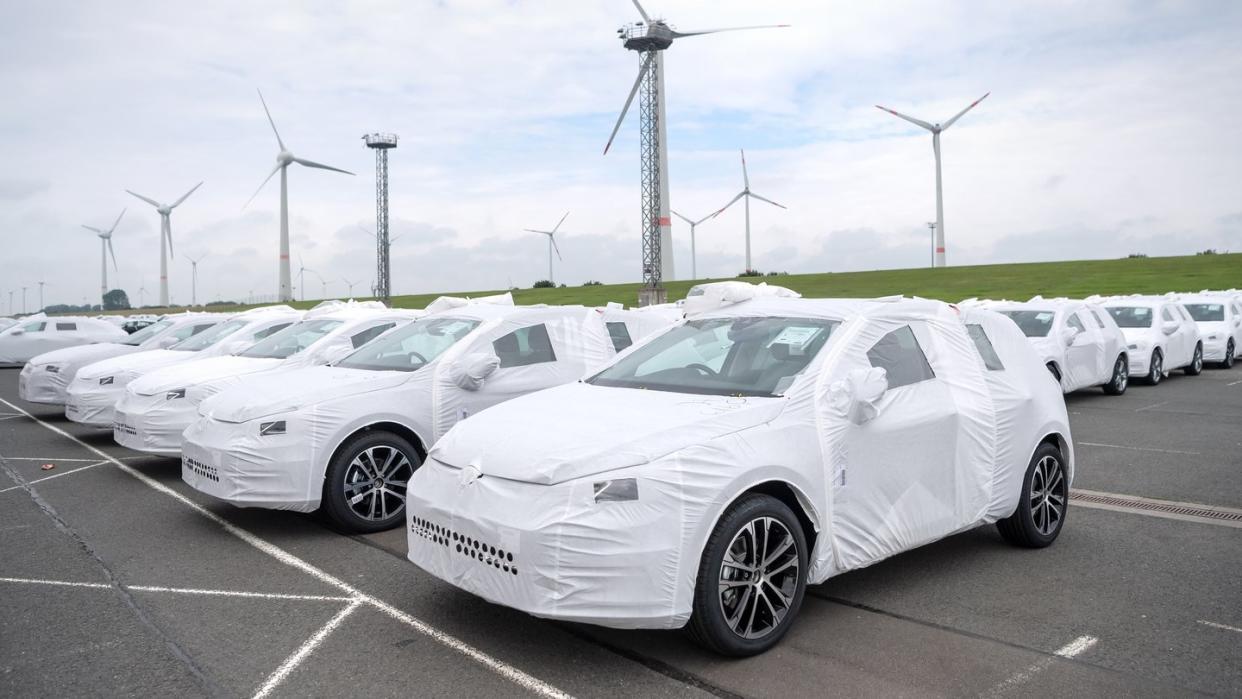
left=363, top=132, right=398, bottom=302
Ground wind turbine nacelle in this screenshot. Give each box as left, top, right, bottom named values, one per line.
left=277, top=150, right=294, bottom=165
left=621, top=22, right=674, bottom=51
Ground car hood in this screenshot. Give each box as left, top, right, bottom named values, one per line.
left=129, top=355, right=283, bottom=396
left=200, top=365, right=411, bottom=423
left=75, top=349, right=193, bottom=381
left=431, top=382, right=786, bottom=486
left=28, top=342, right=136, bottom=368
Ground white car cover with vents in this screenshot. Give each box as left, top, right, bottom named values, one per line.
left=19, top=313, right=225, bottom=405
left=65, top=306, right=303, bottom=427
left=114, top=303, right=422, bottom=455
left=404, top=298, right=1071, bottom=630
left=181, top=303, right=678, bottom=513
left=0, top=315, right=129, bottom=367
left=967, top=297, right=1128, bottom=392
left=1171, top=293, right=1241, bottom=363
left=1099, top=296, right=1202, bottom=378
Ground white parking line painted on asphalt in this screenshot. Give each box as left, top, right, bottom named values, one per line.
left=253, top=598, right=363, bottom=699
left=0, top=398, right=574, bottom=699
left=1135, top=401, right=1168, bottom=412
left=1227, top=379, right=1242, bottom=386
left=3, top=456, right=150, bottom=462
left=0, top=577, right=355, bottom=602
left=1078, top=441, right=1200, bottom=456
left=983, top=635, right=1098, bottom=696
left=1198, top=620, right=1242, bottom=634
left=0, top=460, right=110, bottom=493
left=1055, top=635, right=1099, bottom=658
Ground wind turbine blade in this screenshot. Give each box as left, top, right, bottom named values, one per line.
left=940, top=92, right=990, bottom=130
left=604, top=52, right=655, bottom=155
left=740, top=149, right=750, bottom=189
left=550, top=235, right=562, bottom=260
left=551, top=211, right=570, bottom=234
left=243, top=164, right=281, bottom=209
left=875, top=105, right=935, bottom=131
left=747, top=191, right=787, bottom=209
left=670, top=24, right=790, bottom=38
left=710, top=191, right=746, bottom=218
left=670, top=210, right=694, bottom=225
left=257, top=89, right=285, bottom=150
left=631, top=0, right=651, bottom=22
left=82, top=225, right=104, bottom=234
left=171, top=181, right=203, bottom=208
left=125, top=190, right=161, bottom=208
left=524, top=229, right=552, bottom=235
left=166, top=225, right=175, bottom=259
left=292, top=157, right=355, bottom=175
left=107, top=239, right=118, bottom=272
left=108, top=208, right=127, bottom=234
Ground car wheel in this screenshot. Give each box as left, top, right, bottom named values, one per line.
left=997, top=442, right=1068, bottom=548
left=1102, top=354, right=1128, bottom=395
left=1146, top=349, right=1163, bottom=385
left=1045, top=362, right=1062, bottom=384
left=688, top=493, right=807, bottom=656
left=1184, top=342, right=1203, bottom=376
left=1223, top=340, right=1236, bottom=369
left=321, top=430, right=421, bottom=533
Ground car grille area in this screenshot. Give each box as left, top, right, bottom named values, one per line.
left=183, top=456, right=219, bottom=483
left=410, top=515, right=518, bottom=576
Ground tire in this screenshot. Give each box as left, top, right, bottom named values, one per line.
left=1045, top=362, right=1062, bottom=384
left=321, top=430, right=422, bottom=533
left=687, top=493, right=808, bottom=656
left=1223, top=340, right=1236, bottom=369
left=997, top=442, right=1068, bottom=548
left=1146, top=349, right=1163, bottom=385
left=1184, top=343, right=1203, bottom=376
left=1102, top=354, right=1128, bottom=395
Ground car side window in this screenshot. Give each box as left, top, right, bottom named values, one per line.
left=20, top=321, right=46, bottom=332
left=965, top=324, right=1004, bottom=371
left=1089, top=310, right=1106, bottom=329
left=56, top=322, right=77, bottom=331
left=253, top=322, right=292, bottom=341
left=350, top=322, right=395, bottom=349
left=606, top=321, right=633, bottom=352
left=866, top=325, right=935, bottom=389
left=1066, top=314, right=1086, bottom=334
left=171, top=323, right=214, bottom=341
left=493, top=323, right=556, bottom=368
left=1161, top=307, right=1175, bottom=323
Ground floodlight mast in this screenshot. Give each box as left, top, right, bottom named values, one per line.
left=364, top=133, right=398, bottom=303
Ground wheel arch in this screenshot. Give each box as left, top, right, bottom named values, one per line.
left=323, top=420, right=429, bottom=484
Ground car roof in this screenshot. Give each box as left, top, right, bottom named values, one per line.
left=693, top=295, right=951, bottom=322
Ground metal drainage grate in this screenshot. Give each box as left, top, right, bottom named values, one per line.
left=1071, top=489, right=1242, bottom=523
left=410, top=515, right=518, bottom=576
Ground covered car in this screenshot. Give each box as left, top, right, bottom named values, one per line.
left=1101, top=296, right=1203, bottom=384
left=19, top=313, right=223, bottom=405
left=0, top=315, right=128, bottom=367
left=405, top=297, right=1072, bottom=656
left=0, top=317, right=17, bottom=334
left=66, top=305, right=302, bottom=427
left=971, top=297, right=1129, bottom=394
left=114, top=302, right=420, bottom=455
left=1174, top=293, right=1240, bottom=368
left=181, top=302, right=678, bottom=533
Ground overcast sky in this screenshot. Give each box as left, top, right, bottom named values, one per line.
left=2, top=0, right=1240, bottom=311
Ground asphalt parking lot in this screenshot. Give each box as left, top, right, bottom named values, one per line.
left=1, top=366, right=1239, bottom=697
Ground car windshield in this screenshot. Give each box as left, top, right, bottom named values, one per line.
left=239, top=319, right=344, bottom=359
left=1106, top=306, right=1153, bottom=328
left=170, top=319, right=247, bottom=351
left=1183, top=303, right=1225, bottom=322
left=335, top=316, right=481, bottom=372
left=998, top=310, right=1056, bottom=338
left=122, top=319, right=173, bottom=346
left=588, top=316, right=839, bottom=397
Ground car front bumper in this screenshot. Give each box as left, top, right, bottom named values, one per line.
left=181, top=416, right=319, bottom=512
left=113, top=391, right=197, bottom=455
left=18, top=364, right=71, bottom=404
left=65, top=382, right=124, bottom=427
left=1201, top=337, right=1229, bottom=362
left=1127, top=348, right=1152, bottom=376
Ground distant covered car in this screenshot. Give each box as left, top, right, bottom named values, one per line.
left=182, top=303, right=677, bottom=533
left=113, top=303, right=419, bottom=455
left=973, top=298, right=1129, bottom=394
left=1101, top=296, right=1203, bottom=384
left=66, top=306, right=302, bottom=427
left=0, top=317, right=17, bottom=334
left=0, top=316, right=129, bottom=367
left=19, top=313, right=223, bottom=405
left=405, top=298, right=1072, bottom=656
left=1174, top=294, right=1240, bottom=368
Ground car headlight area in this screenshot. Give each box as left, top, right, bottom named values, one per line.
left=181, top=412, right=323, bottom=512
left=18, top=362, right=71, bottom=404
left=406, top=457, right=706, bottom=631
left=65, top=372, right=135, bottom=426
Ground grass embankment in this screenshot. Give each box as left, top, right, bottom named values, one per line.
left=107, top=253, right=1242, bottom=314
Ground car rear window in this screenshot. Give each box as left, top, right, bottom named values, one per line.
left=966, top=324, right=1005, bottom=371
left=867, top=326, right=935, bottom=389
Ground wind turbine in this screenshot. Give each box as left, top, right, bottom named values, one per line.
left=605, top=1, right=787, bottom=304
left=524, top=212, right=568, bottom=284
left=711, top=149, right=787, bottom=273
left=187, top=253, right=208, bottom=307
left=341, top=277, right=359, bottom=298
left=297, top=254, right=311, bottom=301
left=876, top=92, right=989, bottom=268
left=126, top=182, right=202, bottom=306
left=245, top=89, right=354, bottom=302
left=37, top=281, right=47, bottom=312
left=358, top=224, right=403, bottom=245
left=81, top=209, right=124, bottom=306
left=672, top=207, right=733, bottom=280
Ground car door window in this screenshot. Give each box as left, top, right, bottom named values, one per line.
left=350, top=322, right=395, bottom=349
left=866, top=326, right=934, bottom=389
left=20, top=321, right=46, bottom=332
left=605, top=321, right=633, bottom=352
left=1161, top=307, right=1175, bottom=323
left=56, top=322, right=78, bottom=331
left=493, top=324, right=556, bottom=368
left=1089, top=310, right=1106, bottom=329
left=965, top=324, right=1004, bottom=371
left=1066, top=313, right=1086, bottom=334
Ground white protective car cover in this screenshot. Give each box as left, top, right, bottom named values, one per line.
left=404, top=298, right=1070, bottom=630
left=682, top=280, right=800, bottom=316
left=181, top=303, right=677, bottom=513
left=970, top=297, right=1127, bottom=392
left=0, top=315, right=129, bottom=367
left=1173, top=293, right=1241, bottom=363
left=113, top=303, right=420, bottom=454
left=19, top=313, right=224, bottom=405
left=1100, top=296, right=1202, bottom=377
left=65, top=306, right=302, bottom=427
left=0, top=318, right=17, bottom=334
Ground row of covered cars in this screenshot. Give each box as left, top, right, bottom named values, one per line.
left=3, top=284, right=1238, bottom=655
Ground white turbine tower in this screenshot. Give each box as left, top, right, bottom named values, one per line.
left=605, top=0, right=787, bottom=304
left=126, top=182, right=202, bottom=306
left=876, top=92, right=989, bottom=268
left=246, top=89, right=354, bottom=302
left=81, top=209, right=124, bottom=306
left=524, top=212, right=568, bottom=285
left=711, top=149, right=787, bottom=273
left=187, top=253, right=208, bottom=307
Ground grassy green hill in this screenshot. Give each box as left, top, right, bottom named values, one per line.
left=104, top=252, right=1241, bottom=314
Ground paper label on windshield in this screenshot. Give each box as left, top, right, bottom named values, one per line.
left=1035, top=312, right=1054, bottom=322
left=769, top=326, right=822, bottom=349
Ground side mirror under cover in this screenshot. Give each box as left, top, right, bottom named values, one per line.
left=452, top=352, right=501, bottom=391
left=828, top=367, right=889, bottom=425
